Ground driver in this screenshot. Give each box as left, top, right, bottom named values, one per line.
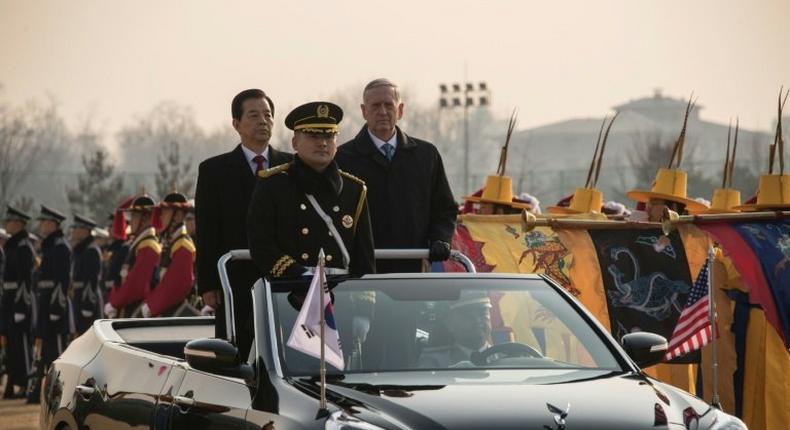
left=418, top=292, right=492, bottom=368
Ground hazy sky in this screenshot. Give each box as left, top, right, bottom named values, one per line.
left=2, top=0, right=789, bottom=140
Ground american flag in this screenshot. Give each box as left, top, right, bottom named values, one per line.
left=665, top=257, right=715, bottom=360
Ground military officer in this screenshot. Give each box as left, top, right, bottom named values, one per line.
left=26, top=205, right=72, bottom=402
left=418, top=293, right=493, bottom=368
left=70, top=214, right=103, bottom=334
left=248, top=101, right=375, bottom=279
left=105, top=194, right=161, bottom=318
left=142, top=191, right=196, bottom=317
left=102, top=200, right=133, bottom=299
left=1, top=206, right=36, bottom=399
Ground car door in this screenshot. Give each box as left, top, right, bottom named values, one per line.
left=73, top=342, right=175, bottom=429
left=164, top=367, right=250, bottom=429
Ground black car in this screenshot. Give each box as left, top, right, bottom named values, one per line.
left=41, top=251, right=746, bottom=429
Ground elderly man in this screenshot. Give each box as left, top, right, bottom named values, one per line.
left=196, top=89, right=291, bottom=357
left=336, top=78, right=457, bottom=273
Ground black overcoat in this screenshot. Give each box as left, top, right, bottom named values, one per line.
left=195, top=143, right=292, bottom=351
left=336, top=126, right=457, bottom=273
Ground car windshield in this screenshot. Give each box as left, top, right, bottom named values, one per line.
left=268, top=276, right=623, bottom=377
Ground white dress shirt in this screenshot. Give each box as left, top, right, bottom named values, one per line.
left=367, top=129, right=398, bottom=156
left=240, top=144, right=270, bottom=175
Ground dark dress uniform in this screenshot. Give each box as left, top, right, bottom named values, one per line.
left=336, top=125, right=457, bottom=273
left=71, top=215, right=103, bottom=334
left=248, top=157, right=375, bottom=278
left=247, top=101, right=375, bottom=279
left=103, top=237, right=130, bottom=294
left=1, top=207, right=36, bottom=398
left=196, top=142, right=291, bottom=354
left=31, top=207, right=73, bottom=397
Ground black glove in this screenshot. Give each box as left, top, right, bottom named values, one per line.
left=428, top=240, right=452, bottom=262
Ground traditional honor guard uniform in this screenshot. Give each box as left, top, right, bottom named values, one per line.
left=70, top=215, right=103, bottom=333
left=143, top=192, right=197, bottom=317
left=1, top=206, right=36, bottom=398
left=106, top=195, right=161, bottom=318
left=248, top=102, right=375, bottom=279
left=28, top=206, right=72, bottom=402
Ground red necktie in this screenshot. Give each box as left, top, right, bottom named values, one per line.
left=253, top=155, right=266, bottom=174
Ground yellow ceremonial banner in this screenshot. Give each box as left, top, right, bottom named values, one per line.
left=456, top=215, right=710, bottom=395
left=456, top=214, right=583, bottom=363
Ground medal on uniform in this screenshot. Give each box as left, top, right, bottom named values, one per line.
left=342, top=215, right=353, bottom=229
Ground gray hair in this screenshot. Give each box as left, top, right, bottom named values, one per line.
left=363, top=78, right=401, bottom=102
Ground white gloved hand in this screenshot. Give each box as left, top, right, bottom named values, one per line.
left=49, top=313, right=62, bottom=322
left=352, top=316, right=371, bottom=343
left=14, top=313, right=26, bottom=323
left=200, top=305, right=215, bottom=316
left=81, top=309, right=94, bottom=318
left=104, top=302, right=118, bottom=319
left=141, top=303, right=151, bottom=318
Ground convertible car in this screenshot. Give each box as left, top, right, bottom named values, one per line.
left=40, top=250, right=746, bottom=429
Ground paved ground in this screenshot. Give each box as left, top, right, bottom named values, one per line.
left=0, top=382, right=40, bottom=430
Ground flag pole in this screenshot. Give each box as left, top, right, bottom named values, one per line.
left=707, top=244, right=721, bottom=409
left=318, top=248, right=328, bottom=413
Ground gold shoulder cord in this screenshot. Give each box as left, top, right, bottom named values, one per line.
left=258, top=162, right=293, bottom=178
left=340, top=170, right=367, bottom=235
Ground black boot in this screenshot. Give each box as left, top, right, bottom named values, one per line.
left=2, top=381, right=14, bottom=399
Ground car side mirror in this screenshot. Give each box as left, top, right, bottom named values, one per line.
left=620, top=332, right=668, bottom=368
left=185, top=338, right=253, bottom=380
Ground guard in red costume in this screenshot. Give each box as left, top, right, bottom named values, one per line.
left=104, top=194, right=161, bottom=318
left=141, top=190, right=196, bottom=317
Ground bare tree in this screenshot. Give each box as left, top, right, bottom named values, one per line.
left=117, top=102, right=206, bottom=194
left=155, top=139, right=194, bottom=197
left=67, top=148, right=126, bottom=222
left=0, top=98, right=69, bottom=209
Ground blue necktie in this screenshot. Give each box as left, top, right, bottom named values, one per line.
left=382, top=143, right=395, bottom=162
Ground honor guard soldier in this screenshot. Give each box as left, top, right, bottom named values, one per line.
left=248, top=101, right=375, bottom=279
left=70, top=215, right=103, bottom=334
left=142, top=191, right=197, bottom=317
left=1, top=206, right=36, bottom=399
left=102, top=199, right=133, bottom=299
left=105, top=194, right=161, bottom=318
left=28, top=205, right=72, bottom=403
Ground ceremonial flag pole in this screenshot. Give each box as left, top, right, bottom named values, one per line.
left=318, top=248, right=328, bottom=413
left=707, top=244, right=721, bottom=409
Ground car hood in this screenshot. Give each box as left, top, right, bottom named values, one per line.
left=312, top=369, right=715, bottom=430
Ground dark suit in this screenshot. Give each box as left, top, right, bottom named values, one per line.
left=195, top=144, right=292, bottom=356
left=336, top=126, right=457, bottom=273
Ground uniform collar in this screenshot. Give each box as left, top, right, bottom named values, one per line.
left=42, top=229, right=64, bottom=248
left=7, top=229, right=29, bottom=247
left=130, top=226, right=157, bottom=249
left=293, top=156, right=342, bottom=195
left=73, top=235, right=95, bottom=253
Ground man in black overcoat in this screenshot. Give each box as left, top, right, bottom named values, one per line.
left=195, top=89, right=292, bottom=358
left=335, top=78, right=457, bottom=274
left=335, top=79, right=458, bottom=369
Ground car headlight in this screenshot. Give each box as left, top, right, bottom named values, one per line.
left=706, top=408, right=747, bottom=430
left=325, top=410, right=387, bottom=430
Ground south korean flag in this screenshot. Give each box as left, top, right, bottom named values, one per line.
left=286, top=251, right=344, bottom=370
